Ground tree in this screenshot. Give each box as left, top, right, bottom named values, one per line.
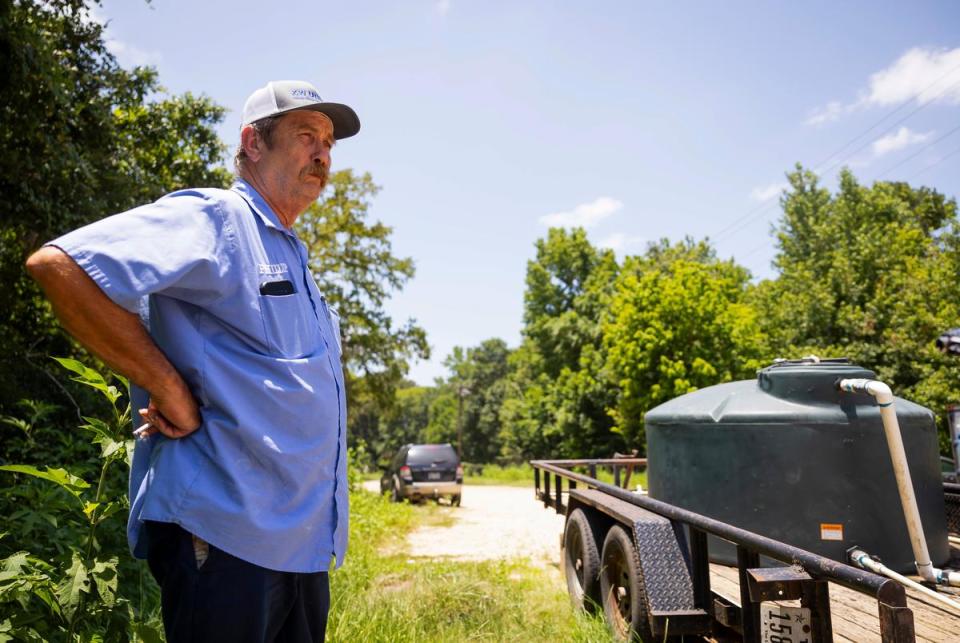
left=500, top=228, right=622, bottom=460
left=0, top=0, right=230, bottom=417
left=753, top=165, right=960, bottom=451
left=295, top=170, right=429, bottom=417
left=603, top=238, right=763, bottom=449
left=348, top=381, right=437, bottom=467
left=424, top=390, right=458, bottom=447
left=436, top=339, right=512, bottom=463
left=522, top=228, right=618, bottom=377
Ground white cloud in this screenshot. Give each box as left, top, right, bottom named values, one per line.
left=872, top=126, right=933, bottom=157
left=806, top=46, right=960, bottom=126
left=805, top=101, right=849, bottom=126
left=539, top=196, right=623, bottom=229
left=598, top=233, right=646, bottom=253
left=864, top=47, right=960, bottom=106
left=105, top=38, right=162, bottom=67
left=749, top=182, right=788, bottom=202
left=81, top=5, right=161, bottom=68
left=436, top=0, right=451, bottom=15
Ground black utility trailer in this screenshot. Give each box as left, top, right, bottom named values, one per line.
left=531, top=457, right=935, bottom=643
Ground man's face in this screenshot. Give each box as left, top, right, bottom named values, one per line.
left=256, top=110, right=335, bottom=211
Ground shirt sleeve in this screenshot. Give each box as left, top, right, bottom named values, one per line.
left=49, top=190, right=236, bottom=313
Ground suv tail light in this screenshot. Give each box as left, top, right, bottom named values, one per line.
left=456, top=464, right=463, bottom=480
left=399, top=465, right=412, bottom=481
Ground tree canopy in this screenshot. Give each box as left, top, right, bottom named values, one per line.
left=295, top=169, right=429, bottom=417
left=754, top=165, right=960, bottom=450
left=0, top=0, right=230, bottom=415
left=604, top=238, right=763, bottom=446
left=377, top=167, right=958, bottom=464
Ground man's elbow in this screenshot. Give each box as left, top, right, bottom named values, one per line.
left=25, top=246, right=68, bottom=284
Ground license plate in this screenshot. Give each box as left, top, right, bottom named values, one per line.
left=428, top=472, right=441, bottom=481
left=760, top=604, right=811, bottom=643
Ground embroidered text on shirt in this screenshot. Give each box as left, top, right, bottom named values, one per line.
left=257, top=263, right=289, bottom=275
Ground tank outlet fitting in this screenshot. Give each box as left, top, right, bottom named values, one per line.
left=849, top=548, right=960, bottom=613
left=937, top=568, right=960, bottom=586
left=837, top=378, right=894, bottom=405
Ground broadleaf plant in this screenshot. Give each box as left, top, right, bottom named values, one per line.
left=0, top=359, right=162, bottom=641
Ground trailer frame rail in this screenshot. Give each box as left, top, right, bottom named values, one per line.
left=531, top=457, right=916, bottom=643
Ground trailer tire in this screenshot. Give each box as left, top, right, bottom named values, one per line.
left=563, top=509, right=601, bottom=612
left=600, top=525, right=652, bottom=642
left=451, top=494, right=461, bottom=507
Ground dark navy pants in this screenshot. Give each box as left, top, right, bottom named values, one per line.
left=145, top=521, right=330, bottom=643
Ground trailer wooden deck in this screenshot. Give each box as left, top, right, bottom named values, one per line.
left=710, top=561, right=960, bottom=642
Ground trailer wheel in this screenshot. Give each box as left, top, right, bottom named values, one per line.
left=451, top=494, right=461, bottom=507
left=600, top=525, right=652, bottom=642
left=563, top=509, right=601, bottom=611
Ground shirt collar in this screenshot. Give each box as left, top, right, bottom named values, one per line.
left=231, top=178, right=293, bottom=236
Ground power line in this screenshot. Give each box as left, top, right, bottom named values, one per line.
left=713, top=65, right=960, bottom=241
left=725, top=129, right=960, bottom=257
left=714, top=202, right=778, bottom=242
left=811, top=60, right=960, bottom=174
left=905, top=144, right=960, bottom=181
left=875, top=123, right=960, bottom=180
left=816, top=76, right=960, bottom=180
left=731, top=134, right=960, bottom=273
left=712, top=64, right=960, bottom=242
left=738, top=239, right=775, bottom=262
left=713, top=200, right=778, bottom=240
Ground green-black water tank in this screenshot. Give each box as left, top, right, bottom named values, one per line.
left=645, top=359, right=949, bottom=572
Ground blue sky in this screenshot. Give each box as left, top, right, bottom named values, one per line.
left=95, top=1, right=960, bottom=384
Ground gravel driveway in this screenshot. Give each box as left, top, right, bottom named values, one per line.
left=362, top=481, right=565, bottom=567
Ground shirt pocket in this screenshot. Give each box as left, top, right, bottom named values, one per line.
left=258, top=281, right=321, bottom=358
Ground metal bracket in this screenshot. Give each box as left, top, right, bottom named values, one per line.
left=747, top=566, right=812, bottom=602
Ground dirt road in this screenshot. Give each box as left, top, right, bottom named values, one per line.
left=362, top=481, right=565, bottom=567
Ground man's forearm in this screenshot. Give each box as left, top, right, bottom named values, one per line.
left=25, top=246, right=199, bottom=431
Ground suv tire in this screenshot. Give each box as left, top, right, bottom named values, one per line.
left=390, top=478, right=401, bottom=503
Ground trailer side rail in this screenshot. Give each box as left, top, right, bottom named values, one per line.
left=532, top=458, right=915, bottom=643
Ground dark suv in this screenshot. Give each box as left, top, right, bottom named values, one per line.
left=380, top=443, right=463, bottom=506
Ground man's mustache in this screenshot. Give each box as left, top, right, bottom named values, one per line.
left=304, top=163, right=329, bottom=183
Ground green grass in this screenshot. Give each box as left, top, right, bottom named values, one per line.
left=463, top=463, right=536, bottom=486
left=328, top=487, right=611, bottom=642
left=593, top=467, right=648, bottom=491
left=463, top=462, right=648, bottom=492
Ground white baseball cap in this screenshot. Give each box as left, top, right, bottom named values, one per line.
left=241, top=80, right=360, bottom=139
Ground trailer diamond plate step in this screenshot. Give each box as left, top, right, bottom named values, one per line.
left=568, top=488, right=711, bottom=636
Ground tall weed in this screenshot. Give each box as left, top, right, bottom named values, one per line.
left=0, top=359, right=162, bottom=641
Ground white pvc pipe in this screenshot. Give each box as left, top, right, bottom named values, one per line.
left=850, top=549, right=960, bottom=615
left=839, top=378, right=960, bottom=587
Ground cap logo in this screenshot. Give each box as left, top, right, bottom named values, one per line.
left=291, top=88, right=322, bottom=101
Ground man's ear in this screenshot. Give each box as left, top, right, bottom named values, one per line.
left=240, top=125, right=263, bottom=163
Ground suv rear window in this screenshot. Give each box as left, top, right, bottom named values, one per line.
left=406, top=444, right=458, bottom=466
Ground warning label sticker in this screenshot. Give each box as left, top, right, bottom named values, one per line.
left=820, top=523, right=844, bottom=541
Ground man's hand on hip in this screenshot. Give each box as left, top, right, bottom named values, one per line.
left=26, top=246, right=202, bottom=441
left=136, top=376, right=201, bottom=439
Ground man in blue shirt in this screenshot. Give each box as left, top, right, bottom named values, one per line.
left=26, top=80, right=360, bottom=642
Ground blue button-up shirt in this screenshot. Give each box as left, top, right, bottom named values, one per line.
left=50, top=179, right=348, bottom=573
